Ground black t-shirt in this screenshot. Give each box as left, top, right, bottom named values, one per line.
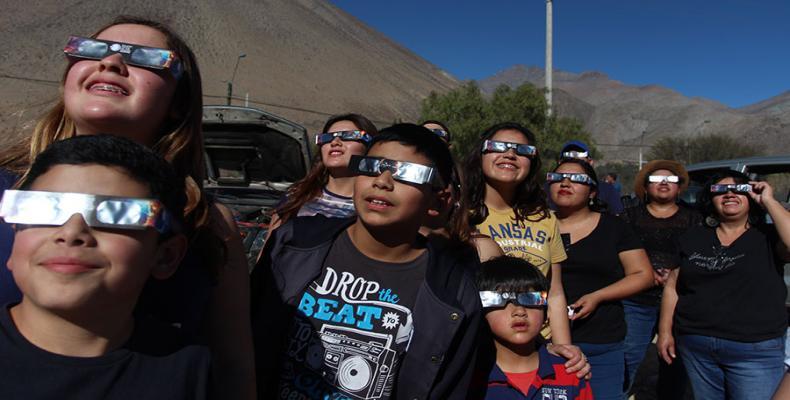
left=278, top=230, right=428, bottom=400
left=0, top=305, right=211, bottom=400
left=620, top=204, right=702, bottom=306
left=561, top=213, right=644, bottom=343
left=675, top=225, right=788, bottom=342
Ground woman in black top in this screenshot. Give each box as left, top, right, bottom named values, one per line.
left=658, top=170, right=790, bottom=400
left=620, top=160, right=700, bottom=398
left=548, top=158, right=653, bottom=400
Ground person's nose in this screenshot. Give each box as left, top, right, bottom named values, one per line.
left=52, top=214, right=98, bottom=247
left=97, top=53, right=129, bottom=76
left=372, top=170, right=395, bottom=191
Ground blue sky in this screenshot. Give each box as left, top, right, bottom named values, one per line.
left=330, top=0, right=790, bottom=108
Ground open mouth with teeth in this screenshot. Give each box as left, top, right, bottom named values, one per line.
left=89, top=83, right=129, bottom=96
left=366, top=197, right=393, bottom=210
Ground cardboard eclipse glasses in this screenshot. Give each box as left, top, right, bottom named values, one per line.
left=0, top=190, right=175, bottom=234
left=479, top=291, right=548, bottom=309
left=315, top=130, right=372, bottom=146
left=349, top=155, right=443, bottom=187
left=64, top=36, right=182, bottom=79
left=482, top=140, right=537, bottom=157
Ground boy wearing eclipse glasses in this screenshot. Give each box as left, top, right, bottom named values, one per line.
left=471, top=256, right=592, bottom=399
left=0, top=135, right=210, bottom=399
left=252, top=124, right=481, bottom=399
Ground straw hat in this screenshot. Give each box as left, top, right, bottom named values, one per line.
left=634, top=160, right=689, bottom=200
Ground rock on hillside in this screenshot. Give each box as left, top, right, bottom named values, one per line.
left=0, top=0, right=458, bottom=145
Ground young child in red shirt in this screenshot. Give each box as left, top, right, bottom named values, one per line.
left=473, top=256, right=593, bottom=400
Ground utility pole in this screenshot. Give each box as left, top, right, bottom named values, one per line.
left=545, top=0, right=553, bottom=117
left=226, top=53, right=246, bottom=105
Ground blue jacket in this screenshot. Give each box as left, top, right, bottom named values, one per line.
left=251, top=215, right=483, bottom=400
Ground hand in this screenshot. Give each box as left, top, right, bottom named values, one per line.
left=653, top=269, right=670, bottom=286
left=570, top=293, right=601, bottom=320
left=547, top=343, right=592, bottom=380
left=748, top=181, right=775, bottom=208
left=657, top=333, right=677, bottom=365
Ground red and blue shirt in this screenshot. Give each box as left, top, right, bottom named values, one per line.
left=482, top=346, right=593, bottom=400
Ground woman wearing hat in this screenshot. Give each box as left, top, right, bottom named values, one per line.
left=621, top=160, right=701, bottom=398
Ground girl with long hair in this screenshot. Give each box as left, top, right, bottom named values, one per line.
left=465, top=122, right=585, bottom=374
left=268, top=114, right=377, bottom=229
left=548, top=158, right=653, bottom=399
left=0, top=16, right=254, bottom=399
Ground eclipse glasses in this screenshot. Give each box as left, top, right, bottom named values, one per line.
left=648, top=175, right=680, bottom=184
left=482, top=140, right=537, bottom=157
left=315, top=130, right=372, bottom=146
left=710, top=184, right=753, bottom=194
left=349, top=155, right=443, bottom=187
left=0, top=190, right=175, bottom=234
left=561, top=151, right=589, bottom=159
left=546, top=172, right=596, bottom=186
left=64, top=36, right=182, bottom=79
left=479, top=291, right=548, bottom=309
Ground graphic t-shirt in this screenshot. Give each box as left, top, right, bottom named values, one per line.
left=675, top=224, right=787, bottom=342
left=279, top=231, right=427, bottom=400
left=476, top=207, right=567, bottom=276
left=620, top=204, right=701, bottom=306
left=297, top=188, right=356, bottom=218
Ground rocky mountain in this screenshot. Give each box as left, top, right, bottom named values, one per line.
left=479, top=65, right=790, bottom=161
left=0, top=0, right=457, bottom=146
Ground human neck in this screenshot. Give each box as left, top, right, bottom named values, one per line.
left=718, top=216, right=749, bottom=234
left=347, top=220, right=424, bottom=263
left=324, top=174, right=355, bottom=198
left=646, top=200, right=679, bottom=216
left=484, top=182, right=515, bottom=210
left=75, top=124, right=156, bottom=148
left=10, top=299, right=134, bottom=357
left=556, top=203, right=593, bottom=222
left=494, top=339, right=539, bottom=373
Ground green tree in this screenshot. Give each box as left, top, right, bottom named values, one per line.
left=647, top=134, right=762, bottom=165
left=420, top=82, right=595, bottom=169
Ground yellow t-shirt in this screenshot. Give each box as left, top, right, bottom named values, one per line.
left=476, top=207, right=567, bottom=275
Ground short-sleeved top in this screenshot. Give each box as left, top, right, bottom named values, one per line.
left=0, top=304, right=211, bottom=399
left=277, top=230, right=427, bottom=399
left=675, top=224, right=788, bottom=342
left=562, top=213, right=643, bottom=343
left=620, top=204, right=702, bottom=306
left=477, top=207, right=567, bottom=276
left=296, top=187, right=356, bottom=218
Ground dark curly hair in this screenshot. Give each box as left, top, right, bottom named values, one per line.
left=697, top=170, right=765, bottom=227
left=464, top=122, right=548, bottom=225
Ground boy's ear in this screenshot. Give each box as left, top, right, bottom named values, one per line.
left=427, top=186, right=453, bottom=217
left=151, top=234, right=188, bottom=280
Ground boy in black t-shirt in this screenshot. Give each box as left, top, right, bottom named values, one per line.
left=253, top=124, right=482, bottom=400
left=0, top=135, right=210, bottom=400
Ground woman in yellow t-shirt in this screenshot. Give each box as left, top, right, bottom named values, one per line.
left=464, top=122, right=573, bottom=347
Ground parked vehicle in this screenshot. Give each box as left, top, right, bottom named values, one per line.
left=202, top=105, right=311, bottom=268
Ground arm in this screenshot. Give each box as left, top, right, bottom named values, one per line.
left=570, top=249, right=653, bottom=319
left=205, top=203, right=257, bottom=400
left=470, top=235, right=504, bottom=262
left=750, top=181, right=790, bottom=255
left=657, top=268, right=679, bottom=364
left=547, top=262, right=571, bottom=344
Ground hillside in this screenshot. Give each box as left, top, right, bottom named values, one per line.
left=0, top=0, right=458, bottom=145
left=479, top=65, right=790, bottom=161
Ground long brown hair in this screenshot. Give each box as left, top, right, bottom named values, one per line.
left=0, top=16, right=224, bottom=275
left=276, top=113, right=378, bottom=222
